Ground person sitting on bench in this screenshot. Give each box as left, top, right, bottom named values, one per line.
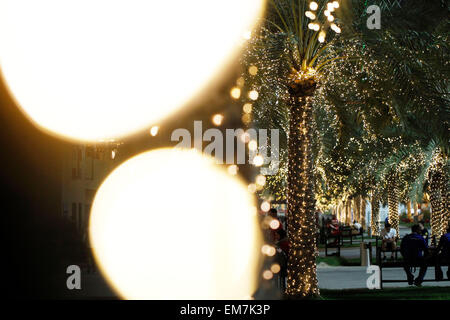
left=400, top=224, right=429, bottom=286
left=327, top=215, right=340, bottom=245
left=435, top=225, right=450, bottom=281
left=380, top=222, right=397, bottom=260
left=353, top=220, right=362, bottom=232
left=418, top=220, right=430, bottom=245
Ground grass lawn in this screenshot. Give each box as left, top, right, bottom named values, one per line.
left=320, top=286, right=450, bottom=300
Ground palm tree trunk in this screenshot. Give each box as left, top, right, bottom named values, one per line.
left=361, top=197, right=367, bottom=230
left=387, top=174, right=400, bottom=236
left=430, top=173, right=442, bottom=237
left=286, top=96, right=318, bottom=298
left=371, top=191, right=380, bottom=236
left=407, top=201, right=412, bottom=222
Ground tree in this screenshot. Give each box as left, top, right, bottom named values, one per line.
left=243, top=0, right=347, bottom=298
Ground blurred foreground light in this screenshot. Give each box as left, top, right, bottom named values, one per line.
left=253, top=155, right=264, bottom=167
left=0, top=0, right=265, bottom=142
left=150, top=126, right=159, bottom=137
left=261, top=201, right=270, bottom=212
left=212, top=114, right=224, bottom=126
left=230, top=87, right=241, bottom=99
left=89, top=148, right=262, bottom=299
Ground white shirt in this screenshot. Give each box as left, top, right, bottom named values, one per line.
left=381, top=228, right=397, bottom=239
left=353, top=222, right=362, bottom=229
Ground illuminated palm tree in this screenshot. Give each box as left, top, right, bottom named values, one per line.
left=243, top=0, right=345, bottom=298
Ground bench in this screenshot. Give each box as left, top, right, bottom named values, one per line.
left=325, top=233, right=341, bottom=257
left=375, top=240, right=450, bottom=289
left=339, top=226, right=364, bottom=245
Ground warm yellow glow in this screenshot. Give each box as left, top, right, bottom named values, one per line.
left=230, top=87, right=242, bottom=99
left=248, top=183, right=257, bottom=193
left=269, top=219, right=280, bottom=230
left=261, top=201, right=270, bottom=212
left=227, top=164, right=238, bottom=176
left=270, top=263, right=281, bottom=274
left=327, top=3, right=335, bottom=12
left=331, top=23, right=341, bottom=33
left=236, top=77, right=245, bottom=87
left=253, top=155, right=264, bottom=167
left=328, top=15, right=335, bottom=22
left=248, top=140, right=258, bottom=151
left=248, top=90, right=259, bottom=101
left=318, top=31, right=326, bottom=43
left=243, top=30, right=252, bottom=40
left=262, top=270, right=273, bottom=280
left=333, top=1, right=340, bottom=9
left=309, top=2, right=318, bottom=11
left=89, top=148, right=262, bottom=299
left=150, top=126, right=159, bottom=137
left=212, top=114, right=224, bottom=126
left=255, top=174, right=266, bottom=186
left=243, top=103, right=253, bottom=114
left=240, top=132, right=251, bottom=143
left=0, top=0, right=265, bottom=142
left=111, top=150, right=116, bottom=160
left=242, top=114, right=252, bottom=125
left=305, top=11, right=316, bottom=20
left=248, top=65, right=258, bottom=76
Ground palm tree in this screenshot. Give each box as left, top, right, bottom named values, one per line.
left=243, top=0, right=347, bottom=297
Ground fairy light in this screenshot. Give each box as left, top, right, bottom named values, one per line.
left=261, top=201, right=271, bottom=212
left=269, top=219, right=280, bottom=230
left=256, top=174, right=266, bottom=186
left=318, top=30, right=326, bottom=43
left=327, top=15, right=334, bottom=22
left=240, top=132, right=251, bottom=143
left=150, top=126, right=159, bottom=136
left=248, top=65, right=258, bottom=76
left=271, top=263, right=281, bottom=274
left=230, top=87, right=241, bottom=99
left=253, top=155, right=264, bottom=167
left=212, top=114, right=224, bottom=126
left=309, top=2, right=318, bottom=11
left=227, top=165, right=238, bottom=176
left=305, top=11, right=316, bottom=20
left=248, top=90, right=259, bottom=100
left=243, top=103, right=253, bottom=114
left=262, top=270, right=273, bottom=280
left=248, top=140, right=258, bottom=151
left=236, top=77, right=245, bottom=87
left=248, top=183, right=257, bottom=193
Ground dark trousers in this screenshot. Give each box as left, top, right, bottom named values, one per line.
left=403, top=257, right=428, bottom=282
left=435, top=255, right=450, bottom=279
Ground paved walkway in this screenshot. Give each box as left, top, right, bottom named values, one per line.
left=317, top=265, right=450, bottom=289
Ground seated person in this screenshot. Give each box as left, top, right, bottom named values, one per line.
left=327, top=215, right=340, bottom=244
left=380, top=222, right=397, bottom=260
left=352, top=220, right=362, bottom=234
left=435, top=226, right=450, bottom=280
left=400, top=224, right=429, bottom=286
left=418, top=220, right=429, bottom=245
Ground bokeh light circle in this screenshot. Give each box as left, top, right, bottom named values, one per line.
left=89, top=148, right=262, bottom=299
left=0, top=0, right=265, bottom=141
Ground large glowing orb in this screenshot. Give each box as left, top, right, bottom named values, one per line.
left=89, top=148, right=262, bottom=299
left=0, top=0, right=265, bottom=141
